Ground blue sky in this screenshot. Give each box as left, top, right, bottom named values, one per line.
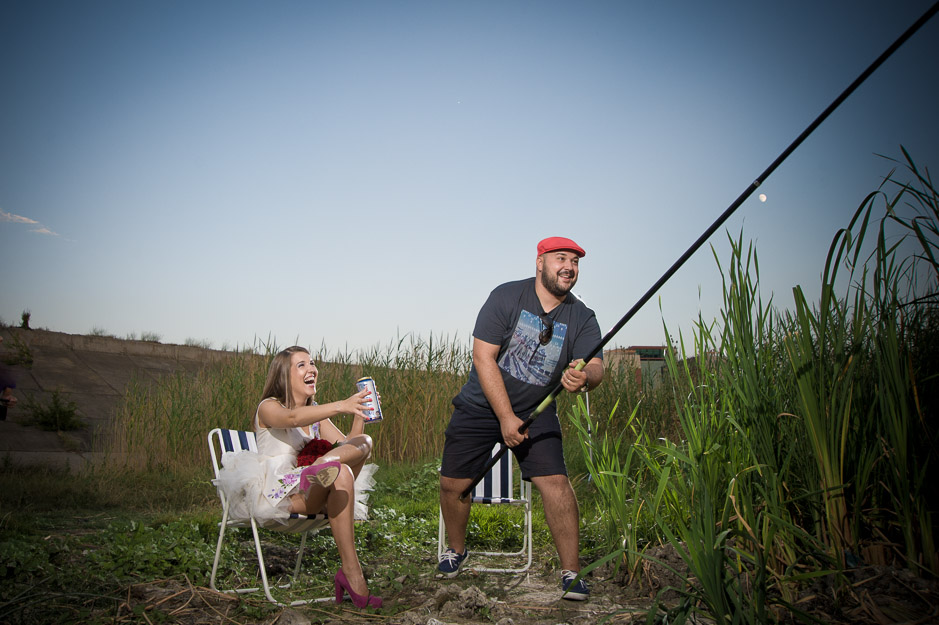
left=2, top=1, right=937, bottom=355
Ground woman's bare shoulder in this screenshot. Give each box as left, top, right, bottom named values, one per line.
left=256, top=397, right=285, bottom=428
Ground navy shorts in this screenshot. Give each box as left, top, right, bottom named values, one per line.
left=440, top=397, right=567, bottom=481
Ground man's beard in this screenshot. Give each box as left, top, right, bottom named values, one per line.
left=541, top=269, right=577, bottom=297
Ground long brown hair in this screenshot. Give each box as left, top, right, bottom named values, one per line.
left=260, top=346, right=312, bottom=409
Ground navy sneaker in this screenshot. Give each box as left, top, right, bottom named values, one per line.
left=561, top=569, right=589, bottom=601
left=437, top=548, right=469, bottom=578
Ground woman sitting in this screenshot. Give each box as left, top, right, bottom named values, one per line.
left=217, top=346, right=381, bottom=608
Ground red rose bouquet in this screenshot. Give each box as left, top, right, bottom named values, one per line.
left=297, top=438, right=335, bottom=467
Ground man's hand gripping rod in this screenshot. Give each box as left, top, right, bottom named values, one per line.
left=457, top=0, right=939, bottom=501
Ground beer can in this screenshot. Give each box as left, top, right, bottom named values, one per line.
left=355, top=376, right=383, bottom=423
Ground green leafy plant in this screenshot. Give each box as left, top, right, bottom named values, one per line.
left=0, top=537, right=53, bottom=578
left=86, top=520, right=214, bottom=582
left=24, top=390, right=85, bottom=431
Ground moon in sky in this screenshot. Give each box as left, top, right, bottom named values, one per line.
left=759, top=193, right=767, bottom=202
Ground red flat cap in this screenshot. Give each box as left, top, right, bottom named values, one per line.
left=537, top=236, right=586, bottom=257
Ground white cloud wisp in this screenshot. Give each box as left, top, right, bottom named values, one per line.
left=1, top=209, right=59, bottom=236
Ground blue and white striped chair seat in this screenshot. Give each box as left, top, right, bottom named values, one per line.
left=438, top=443, right=533, bottom=573
left=208, top=428, right=331, bottom=605
left=471, top=453, right=517, bottom=504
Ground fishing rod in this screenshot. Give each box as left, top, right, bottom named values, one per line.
left=461, top=0, right=939, bottom=501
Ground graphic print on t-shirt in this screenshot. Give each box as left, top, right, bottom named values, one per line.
left=498, top=310, right=566, bottom=386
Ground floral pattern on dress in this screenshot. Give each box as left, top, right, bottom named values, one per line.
left=268, top=470, right=302, bottom=501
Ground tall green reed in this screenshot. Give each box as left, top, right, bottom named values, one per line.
left=100, top=348, right=269, bottom=475
left=783, top=244, right=868, bottom=563
left=569, top=394, right=655, bottom=581
left=572, top=150, right=938, bottom=625
left=99, top=334, right=473, bottom=478
left=315, top=331, right=472, bottom=463
left=783, top=150, right=938, bottom=573
left=856, top=149, right=938, bottom=573
left=96, top=324, right=674, bottom=507
left=629, top=238, right=833, bottom=624
left=710, top=235, right=822, bottom=600
left=646, top=324, right=757, bottom=625
left=563, top=353, right=681, bottom=445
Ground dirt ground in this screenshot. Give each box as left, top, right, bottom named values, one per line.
left=116, top=543, right=939, bottom=625
left=118, top=566, right=650, bottom=625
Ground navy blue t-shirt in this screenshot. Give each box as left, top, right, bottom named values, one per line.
left=455, top=277, right=602, bottom=418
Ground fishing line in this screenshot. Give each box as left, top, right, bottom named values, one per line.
left=461, top=1, right=939, bottom=500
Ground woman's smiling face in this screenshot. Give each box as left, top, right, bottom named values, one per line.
left=289, top=350, right=318, bottom=402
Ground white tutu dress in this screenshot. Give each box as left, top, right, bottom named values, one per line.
left=214, top=398, right=377, bottom=526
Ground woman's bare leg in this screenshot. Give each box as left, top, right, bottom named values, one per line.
left=290, top=464, right=371, bottom=596
left=288, top=466, right=370, bottom=596
left=322, top=466, right=370, bottom=596
left=319, top=434, right=373, bottom=478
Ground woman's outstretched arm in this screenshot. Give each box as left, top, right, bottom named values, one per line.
left=257, top=390, right=370, bottom=429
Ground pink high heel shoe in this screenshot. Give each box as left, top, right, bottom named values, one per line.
left=334, top=569, right=382, bottom=608
left=298, top=461, right=341, bottom=492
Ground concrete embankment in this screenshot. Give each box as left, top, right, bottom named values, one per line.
left=0, top=328, right=234, bottom=469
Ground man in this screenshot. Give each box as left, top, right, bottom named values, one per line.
left=438, top=236, right=604, bottom=600
left=0, top=336, right=17, bottom=421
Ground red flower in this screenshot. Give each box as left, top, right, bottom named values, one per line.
left=297, top=438, right=334, bottom=467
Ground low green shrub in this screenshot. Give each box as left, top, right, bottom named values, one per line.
left=24, top=390, right=84, bottom=431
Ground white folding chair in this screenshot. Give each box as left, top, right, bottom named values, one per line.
left=437, top=443, right=533, bottom=573
left=208, top=428, right=331, bottom=606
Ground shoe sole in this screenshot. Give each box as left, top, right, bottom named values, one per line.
left=301, top=464, right=341, bottom=491
left=562, top=591, right=589, bottom=601
left=309, top=465, right=340, bottom=488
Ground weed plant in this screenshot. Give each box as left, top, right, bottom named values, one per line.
left=0, top=332, right=34, bottom=368
left=23, top=390, right=85, bottom=432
